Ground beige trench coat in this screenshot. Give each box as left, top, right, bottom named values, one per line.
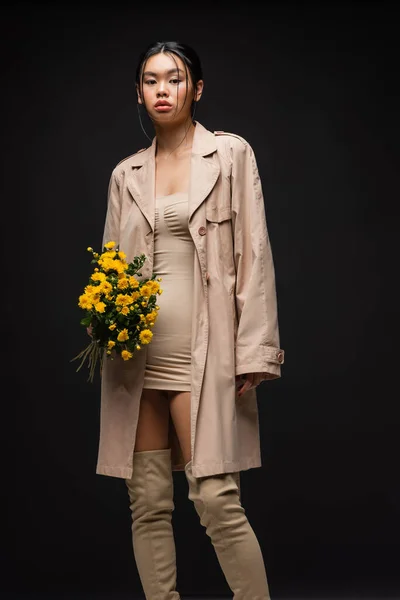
left=95, top=120, right=284, bottom=481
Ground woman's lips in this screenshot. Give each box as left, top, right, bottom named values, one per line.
left=154, top=105, right=172, bottom=112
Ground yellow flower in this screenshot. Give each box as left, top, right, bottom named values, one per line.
left=140, top=284, right=151, bottom=298
left=117, top=277, right=129, bottom=290
left=98, top=281, right=112, bottom=295
left=131, top=291, right=140, bottom=302
left=107, top=340, right=116, bottom=350
left=87, top=247, right=93, bottom=252
left=129, top=276, right=139, bottom=288
left=91, top=272, right=106, bottom=282
left=118, top=251, right=127, bottom=260
left=146, top=310, right=157, bottom=324
left=84, top=284, right=96, bottom=295
left=78, top=294, right=93, bottom=310
left=95, top=301, right=106, bottom=313
left=121, top=306, right=129, bottom=316
left=109, top=323, right=116, bottom=330
left=147, top=280, right=160, bottom=295
left=139, top=329, right=153, bottom=345
left=104, top=241, right=116, bottom=249
left=136, top=345, right=141, bottom=350
left=121, top=350, right=133, bottom=361
left=116, top=293, right=133, bottom=306
left=117, top=328, right=129, bottom=342
left=91, top=293, right=101, bottom=304
left=100, top=250, right=116, bottom=260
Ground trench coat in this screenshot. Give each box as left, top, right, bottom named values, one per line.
left=95, top=120, right=285, bottom=481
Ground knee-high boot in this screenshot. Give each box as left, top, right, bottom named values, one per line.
left=125, top=448, right=180, bottom=600
left=185, top=461, right=271, bottom=600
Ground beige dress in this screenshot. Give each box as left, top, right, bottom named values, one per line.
left=142, top=192, right=193, bottom=391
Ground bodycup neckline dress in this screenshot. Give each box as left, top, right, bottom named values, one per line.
left=142, top=191, right=193, bottom=392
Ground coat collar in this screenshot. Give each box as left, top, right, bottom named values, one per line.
left=126, top=120, right=220, bottom=231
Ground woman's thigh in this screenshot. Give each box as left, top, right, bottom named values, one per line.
left=134, top=388, right=170, bottom=452
left=167, top=391, right=191, bottom=465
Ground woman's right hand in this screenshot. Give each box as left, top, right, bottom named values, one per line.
left=87, top=324, right=93, bottom=338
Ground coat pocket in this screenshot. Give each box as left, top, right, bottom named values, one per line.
left=205, top=203, right=232, bottom=223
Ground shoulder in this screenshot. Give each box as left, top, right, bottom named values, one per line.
left=214, top=130, right=248, bottom=146
left=214, top=130, right=254, bottom=161
left=111, top=146, right=149, bottom=179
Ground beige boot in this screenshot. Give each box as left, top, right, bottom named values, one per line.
left=125, top=448, right=180, bottom=600
left=185, top=461, right=271, bottom=600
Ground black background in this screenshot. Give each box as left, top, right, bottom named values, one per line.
left=4, top=1, right=399, bottom=598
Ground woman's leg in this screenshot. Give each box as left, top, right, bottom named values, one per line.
left=168, top=390, right=270, bottom=600
left=125, top=388, right=180, bottom=600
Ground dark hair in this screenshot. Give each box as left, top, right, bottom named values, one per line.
left=135, top=41, right=203, bottom=136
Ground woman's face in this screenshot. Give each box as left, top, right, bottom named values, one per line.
left=137, top=51, right=202, bottom=124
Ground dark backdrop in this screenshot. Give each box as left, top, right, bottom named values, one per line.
left=4, top=1, right=399, bottom=599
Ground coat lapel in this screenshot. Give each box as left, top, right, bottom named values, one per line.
left=126, top=120, right=220, bottom=231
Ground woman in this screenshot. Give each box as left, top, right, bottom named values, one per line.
left=94, top=40, right=285, bottom=599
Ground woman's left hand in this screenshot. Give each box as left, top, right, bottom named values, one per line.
left=235, top=373, right=257, bottom=397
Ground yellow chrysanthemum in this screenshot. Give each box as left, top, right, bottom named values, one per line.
left=140, top=284, right=152, bottom=298
left=87, top=247, right=93, bottom=252
left=104, top=241, right=116, bottom=249
left=109, top=323, right=116, bottom=330
left=129, top=276, right=139, bottom=288
left=139, top=329, right=153, bottom=345
left=121, top=350, right=133, bottom=361
left=91, top=272, right=106, bottom=282
left=98, top=281, right=112, bottom=295
left=120, top=306, right=129, bottom=316
left=131, top=291, right=140, bottom=302
left=117, top=329, right=129, bottom=342
left=147, top=280, right=160, bottom=295
left=78, top=294, right=93, bottom=310
left=118, top=251, right=127, bottom=260
left=117, top=277, right=129, bottom=290
left=145, top=310, right=157, bottom=324
left=90, top=293, right=101, bottom=304
left=95, top=301, right=106, bottom=313
left=107, top=340, right=116, bottom=350
left=115, top=293, right=134, bottom=306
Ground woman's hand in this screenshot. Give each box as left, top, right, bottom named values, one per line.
left=235, top=372, right=272, bottom=396
left=87, top=324, right=93, bottom=338
left=235, top=373, right=256, bottom=397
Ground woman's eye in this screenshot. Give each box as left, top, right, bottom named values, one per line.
left=144, top=78, right=182, bottom=85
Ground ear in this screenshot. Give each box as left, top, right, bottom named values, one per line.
left=194, top=79, right=204, bottom=103
left=136, top=84, right=143, bottom=105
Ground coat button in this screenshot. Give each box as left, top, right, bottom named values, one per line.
left=198, top=226, right=206, bottom=236
left=277, top=351, right=284, bottom=363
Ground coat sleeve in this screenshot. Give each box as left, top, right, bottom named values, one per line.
left=230, top=136, right=285, bottom=381
left=101, top=169, right=121, bottom=249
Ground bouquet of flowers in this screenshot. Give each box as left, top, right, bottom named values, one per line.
left=71, top=241, right=163, bottom=382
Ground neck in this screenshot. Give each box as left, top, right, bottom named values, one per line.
left=154, top=117, right=196, bottom=158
